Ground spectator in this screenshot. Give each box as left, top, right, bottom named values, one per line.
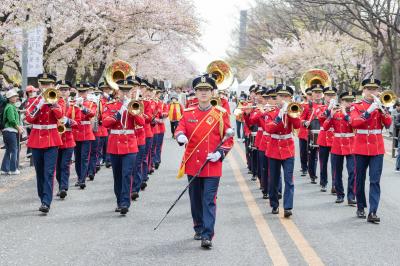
left=1, top=89, right=23, bottom=175
left=168, top=92, right=183, bottom=138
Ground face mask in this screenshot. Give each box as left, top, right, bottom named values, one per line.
left=31, top=91, right=37, bottom=97
left=70, top=91, right=77, bottom=97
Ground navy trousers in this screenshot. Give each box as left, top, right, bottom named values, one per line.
left=110, top=153, right=136, bottom=208
left=332, top=154, right=355, bottom=200
left=74, top=141, right=91, bottom=183
left=153, top=133, right=164, bottom=165
left=56, top=148, right=74, bottom=191
left=319, top=145, right=334, bottom=187
left=188, top=176, right=220, bottom=240
left=299, top=139, right=308, bottom=172
left=251, top=149, right=258, bottom=177
left=258, top=150, right=265, bottom=183
left=97, top=136, right=107, bottom=165
left=32, top=147, right=58, bottom=206
left=88, top=138, right=99, bottom=176
left=245, top=137, right=250, bottom=170
left=132, top=145, right=145, bottom=193
left=103, top=136, right=110, bottom=163
left=355, top=154, right=383, bottom=214
left=269, top=157, right=295, bottom=210
left=142, top=137, right=153, bottom=182
left=308, top=147, right=318, bottom=178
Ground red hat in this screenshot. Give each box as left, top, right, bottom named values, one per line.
left=26, top=85, right=39, bottom=93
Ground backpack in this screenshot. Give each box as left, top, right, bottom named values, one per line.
left=0, top=94, right=9, bottom=130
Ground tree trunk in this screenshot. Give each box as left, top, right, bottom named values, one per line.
left=92, top=61, right=106, bottom=84
left=392, top=60, right=400, bottom=95
left=371, top=44, right=383, bottom=79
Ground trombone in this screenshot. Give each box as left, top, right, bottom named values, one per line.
left=127, top=100, right=144, bottom=116
left=210, top=96, right=221, bottom=107
left=28, top=86, right=60, bottom=117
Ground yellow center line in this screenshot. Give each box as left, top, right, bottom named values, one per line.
left=234, top=144, right=324, bottom=266
left=227, top=152, right=289, bottom=266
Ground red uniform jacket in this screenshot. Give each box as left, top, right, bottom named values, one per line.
left=26, top=96, right=63, bottom=148
left=175, top=106, right=233, bottom=177
left=265, top=109, right=301, bottom=160
left=260, top=108, right=276, bottom=153
left=58, top=98, right=82, bottom=149
left=158, top=101, right=168, bottom=133
left=186, top=97, right=198, bottom=108
left=135, top=100, right=146, bottom=146
left=73, top=99, right=96, bottom=142
left=297, top=102, right=310, bottom=140
left=143, top=99, right=156, bottom=138
left=102, top=100, right=145, bottom=154
left=249, top=109, right=264, bottom=149
left=94, top=98, right=109, bottom=137
left=220, top=97, right=231, bottom=115
left=350, top=99, right=392, bottom=156
left=323, top=109, right=353, bottom=155
left=317, top=105, right=334, bottom=147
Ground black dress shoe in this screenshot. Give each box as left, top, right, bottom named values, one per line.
left=284, top=209, right=292, bottom=218
left=194, top=233, right=202, bottom=240
left=331, top=187, right=336, bottom=195
left=251, top=176, right=257, bottom=181
left=262, top=193, right=269, bottom=199
left=88, top=174, right=94, bottom=181
left=301, top=171, right=307, bottom=176
left=155, top=163, right=160, bottom=170
left=357, top=209, right=366, bottom=218
left=115, top=207, right=121, bottom=212
left=335, top=197, right=344, bottom=203
left=140, top=182, right=147, bottom=191
left=247, top=170, right=252, bottom=174
left=348, top=199, right=357, bottom=206
left=201, top=239, right=212, bottom=249
left=272, top=207, right=279, bottom=214
left=278, top=192, right=282, bottom=200
left=59, top=190, right=67, bottom=199
left=105, top=162, right=112, bottom=168
left=131, top=192, right=139, bottom=201
left=74, top=181, right=80, bottom=187
left=79, top=183, right=86, bottom=189
left=39, top=204, right=50, bottom=213
left=367, top=213, right=380, bottom=223
left=149, top=169, right=154, bottom=175
left=120, top=207, right=129, bottom=215
left=320, top=186, right=327, bottom=192
left=310, top=176, right=317, bottom=184
left=95, top=165, right=101, bottom=173
left=56, top=191, right=61, bottom=197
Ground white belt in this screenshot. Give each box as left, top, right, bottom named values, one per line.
left=334, top=133, right=354, bottom=138
left=321, top=127, right=334, bottom=131
left=80, top=121, right=91, bottom=125
left=135, top=126, right=143, bottom=129
left=271, top=134, right=292, bottom=140
left=32, top=124, right=57, bottom=130
left=65, top=128, right=72, bottom=132
left=110, top=129, right=135, bottom=135
left=251, top=132, right=257, bottom=136
left=356, top=129, right=382, bottom=135
left=263, top=132, right=270, bottom=136
left=310, top=130, right=320, bottom=134
left=258, top=128, right=263, bottom=131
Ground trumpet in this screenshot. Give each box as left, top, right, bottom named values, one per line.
left=127, top=100, right=143, bottom=115
left=210, top=96, right=221, bottom=107
left=379, top=90, right=397, bottom=107
left=286, top=102, right=303, bottom=118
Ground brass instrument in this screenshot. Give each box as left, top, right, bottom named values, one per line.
left=206, top=60, right=234, bottom=91
left=57, top=120, right=66, bottom=134
left=127, top=100, right=144, bottom=115
left=287, top=102, right=303, bottom=118
left=105, top=60, right=135, bottom=91
left=300, top=69, right=332, bottom=95
left=379, top=90, right=397, bottom=107
left=210, top=96, right=221, bottom=106
left=43, top=87, right=60, bottom=104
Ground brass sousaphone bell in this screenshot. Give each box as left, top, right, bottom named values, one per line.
left=206, top=60, right=234, bottom=107
left=127, top=100, right=144, bottom=115
left=300, top=69, right=332, bottom=95
left=105, top=60, right=135, bottom=91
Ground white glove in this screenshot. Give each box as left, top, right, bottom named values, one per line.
left=75, top=97, right=84, bottom=106
left=207, top=152, right=222, bottom=162
left=118, top=105, right=127, bottom=115
left=367, top=102, right=378, bottom=113
left=328, top=99, right=337, bottom=110
left=372, top=95, right=382, bottom=106
left=63, top=116, right=69, bottom=124
left=278, top=102, right=288, bottom=119
left=37, top=98, right=45, bottom=109
left=177, top=134, right=188, bottom=144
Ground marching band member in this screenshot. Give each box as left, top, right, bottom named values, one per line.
left=130, top=77, right=146, bottom=201
left=175, top=74, right=233, bottom=249
left=317, top=86, right=337, bottom=192
left=140, top=79, right=156, bottom=190
left=350, top=78, right=392, bottom=223
left=150, top=87, right=162, bottom=172
left=154, top=90, right=168, bottom=170
left=265, top=85, right=300, bottom=217
left=298, top=87, right=312, bottom=176
left=323, top=90, right=356, bottom=205
left=26, top=73, right=63, bottom=213
left=168, top=92, right=184, bottom=138
left=99, top=81, right=113, bottom=168
left=96, top=82, right=112, bottom=170
left=218, top=89, right=231, bottom=115
left=102, top=79, right=145, bottom=215
left=185, top=91, right=198, bottom=108
left=73, top=82, right=97, bottom=189
left=300, top=84, right=324, bottom=184
left=55, top=80, right=81, bottom=199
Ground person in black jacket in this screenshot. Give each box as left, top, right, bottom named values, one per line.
left=394, top=102, right=400, bottom=171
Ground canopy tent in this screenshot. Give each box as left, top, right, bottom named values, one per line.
left=238, top=74, right=256, bottom=94
left=229, top=78, right=239, bottom=93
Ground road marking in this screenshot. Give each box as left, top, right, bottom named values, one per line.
left=227, top=152, right=289, bottom=266
left=234, top=144, right=324, bottom=266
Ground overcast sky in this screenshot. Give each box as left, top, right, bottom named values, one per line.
left=189, top=0, right=253, bottom=73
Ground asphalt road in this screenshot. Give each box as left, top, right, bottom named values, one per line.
left=1, top=122, right=400, bottom=265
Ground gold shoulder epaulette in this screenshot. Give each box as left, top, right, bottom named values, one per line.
left=215, top=105, right=227, bottom=113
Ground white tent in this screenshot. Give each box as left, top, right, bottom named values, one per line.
left=229, top=78, right=239, bottom=93
left=238, top=74, right=256, bottom=94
